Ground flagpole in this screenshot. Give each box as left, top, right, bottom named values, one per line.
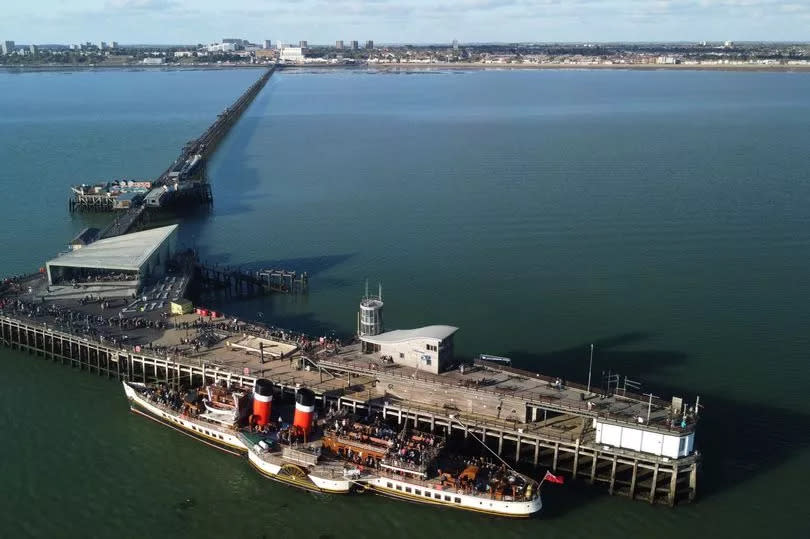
left=586, top=344, right=594, bottom=394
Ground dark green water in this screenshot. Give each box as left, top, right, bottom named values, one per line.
left=1, top=68, right=809, bottom=537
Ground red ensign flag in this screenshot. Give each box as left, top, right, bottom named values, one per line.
left=543, top=471, right=565, bottom=484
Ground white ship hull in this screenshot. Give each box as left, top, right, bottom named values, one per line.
left=366, top=475, right=542, bottom=517
left=123, top=381, right=246, bottom=455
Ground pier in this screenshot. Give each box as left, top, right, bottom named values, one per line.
left=196, top=263, right=309, bottom=296
left=0, top=307, right=699, bottom=507
left=9, top=64, right=701, bottom=509
left=73, top=66, right=276, bottom=238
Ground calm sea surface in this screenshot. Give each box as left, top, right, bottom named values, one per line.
left=1, top=67, right=809, bottom=538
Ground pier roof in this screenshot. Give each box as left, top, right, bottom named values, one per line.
left=46, top=225, right=178, bottom=272
left=361, top=325, right=459, bottom=345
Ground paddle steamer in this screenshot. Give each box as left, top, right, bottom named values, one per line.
left=123, top=380, right=368, bottom=493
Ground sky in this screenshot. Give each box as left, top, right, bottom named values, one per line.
left=1, top=0, right=809, bottom=45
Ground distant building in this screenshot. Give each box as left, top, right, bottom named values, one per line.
left=656, top=56, right=677, bottom=65
left=142, top=57, right=165, bottom=65
left=350, top=40, right=359, bottom=50
left=336, top=40, right=344, bottom=50
left=366, top=40, right=374, bottom=50
left=263, top=39, right=272, bottom=49
left=276, top=41, right=285, bottom=50
left=29, top=44, right=38, bottom=55
left=110, top=41, right=119, bottom=49
left=299, top=40, right=308, bottom=48
left=723, top=41, right=734, bottom=48
left=452, top=39, right=459, bottom=51
left=280, top=46, right=305, bottom=63
left=207, top=42, right=237, bottom=53
left=221, top=38, right=248, bottom=50
left=99, top=41, right=107, bottom=50
left=2, top=40, right=14, bottom=55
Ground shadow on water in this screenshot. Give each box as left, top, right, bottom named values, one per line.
left=194, top=253, right=356, bottom=279
left=503, top=333, right=810, bottom=503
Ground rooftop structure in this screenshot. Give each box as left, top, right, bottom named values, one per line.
left=360, top=325, right=458, bottom=374
left=45, top=224, right=178, bottom=287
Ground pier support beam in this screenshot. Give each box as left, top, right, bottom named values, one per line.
left=630, top=460, right=638, bottom=499
left=689, top=462, right=698, bottom=502
left=668, top=466, right=678, bottom=507
left=553, top=442, right=560, bottom=472
left=609, top=455, right=618, bottom=495
left=650, top=462, right=660, bottom=504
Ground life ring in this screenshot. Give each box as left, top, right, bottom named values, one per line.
left=353, top=484, right=367, bottom=494
left=388, top=384, right=394, bottom=390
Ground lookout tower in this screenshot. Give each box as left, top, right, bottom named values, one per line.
left=358, top=280, right=384, bottom=339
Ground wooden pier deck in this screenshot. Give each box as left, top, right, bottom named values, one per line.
left=1, top=311, right=698, bottom=506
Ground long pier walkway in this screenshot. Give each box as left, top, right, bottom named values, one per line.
left=97, top=66, right=276, bottom=239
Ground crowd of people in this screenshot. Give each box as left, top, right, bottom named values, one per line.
left=384, top=431, right=442, bottom=473
left=138, top=383, right=186, bottom=413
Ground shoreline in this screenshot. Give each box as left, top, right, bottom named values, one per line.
left=3, top=62, right=810, bottom=74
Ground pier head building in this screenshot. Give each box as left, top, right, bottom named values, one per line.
left=44, top=225, right=178, bottom=295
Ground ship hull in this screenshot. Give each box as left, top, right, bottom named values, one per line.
left=366, top=476, right=542, bottom=518
left=123, top=381, right=246, bottom=456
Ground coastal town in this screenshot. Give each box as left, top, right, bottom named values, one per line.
left=2, top=38, right=810, bottom=69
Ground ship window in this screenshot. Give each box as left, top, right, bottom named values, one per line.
left=415, top=489, right=421, bottom=495
left=405, top=487, right=412, bottom=493
left=387, top=482, right=393, bottom=488
left=396, top=485, right=402, bottom=491
left=399, top=353, right=404, bottom=359
left=444, top=495, right=451, bottom=502
left=455, top=497, right=461, bottom=503
left=425, top=491, right=431, bottom=498
left=434, top=493, right=441, bottom=499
